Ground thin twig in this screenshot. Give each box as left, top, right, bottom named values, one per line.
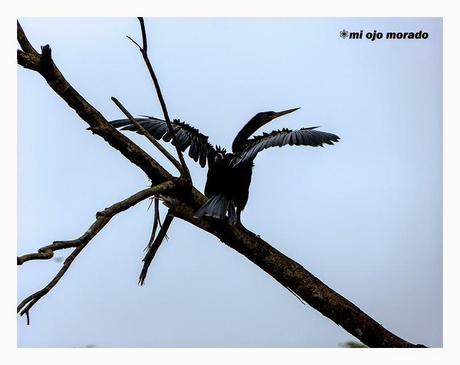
left=17, top=181, right=176, bottom=323
left=18, top=241, right=88, bottom=324
left=111, top=96, right=183, bottom=172
left=139, top=212, right=174, bottom=285
left=145, top=197, right=161, bottom=251
left=126, top=35, right=141, bottom=50
left=132, top=17, right=192, bottom=183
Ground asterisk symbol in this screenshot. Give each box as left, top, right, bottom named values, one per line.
left=340, top=29, right=349, bottom=39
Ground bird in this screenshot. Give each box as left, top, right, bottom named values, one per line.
left=110, top=108, right=339, bottom=224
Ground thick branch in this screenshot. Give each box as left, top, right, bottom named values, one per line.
left=17, top=181, right=176, bottom=322
left=17, top=23, right=171, bottom=186
left=164, top=198, right=427, bottom=348
left=17, top=20, right=37, bottom=54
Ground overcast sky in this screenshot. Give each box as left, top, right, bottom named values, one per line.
left=17, top=17, right=442, bottom=348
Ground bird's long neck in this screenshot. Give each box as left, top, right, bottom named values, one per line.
left=232, top=116, right=266, bottom=153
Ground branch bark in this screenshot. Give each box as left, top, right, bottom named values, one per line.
left=17, top=20, right=426, bottom=348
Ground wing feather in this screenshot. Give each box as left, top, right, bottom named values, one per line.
left=109, top=116, right=214, bottom=168
left=232, top=127, right=340, bottom=165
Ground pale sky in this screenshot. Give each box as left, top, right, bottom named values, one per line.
left=17, top=17, right=442, bottom=347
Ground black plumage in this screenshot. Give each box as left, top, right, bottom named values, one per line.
left=110, top=108, right=340, bottom=224
left=111, top=117, right=213, bottom=168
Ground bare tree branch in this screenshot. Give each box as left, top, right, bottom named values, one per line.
left=166, top=202, right=427, bottom=348
left=17, top=181, right=177, bottom=323
left=139, top=212, right=174, bottom=285
left=17, top=24, right=171, bottom=186
left=110, top=98, right=180, bottom=283
left=130, top=17, right=192, bottom=183
left=18, top=243, right=85, bottom=325
left=17, top=20, right=37, bottom=54
left=111, top=96, right=183, bottom=172
left=145, top=197, right=162, bottom=251
left=17, top=181, right=176, bottom=265
left=17, top=20, right=427, bottom=348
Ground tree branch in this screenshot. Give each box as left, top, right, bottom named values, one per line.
left=111, top=96, right=183, bottom=173
left=17, top=20, right=37, bottom=54
left=17, top=181, right=177, bottom=323
left=164, top=197, right=428, bottom=349
left=17, top=23, right=171, bottom=186
left=139, top=212, right=174, bottom=285
left=129, top=17, right=192, bottom=184
left=18, top=181, right=176, bottom=265
left=146, top=196, right=162, bottom=251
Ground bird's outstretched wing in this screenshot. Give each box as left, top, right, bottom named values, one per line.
left=109, top=116, right=215, bottom=167
left=232, top=127, right=340, bottom=165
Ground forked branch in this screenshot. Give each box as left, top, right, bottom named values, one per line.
left=17, top=181, right=177, bottom=323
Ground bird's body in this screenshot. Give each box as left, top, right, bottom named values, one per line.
left=110, top=108, right=339, bottom=224
left=201, top=149, right=254, bottom=223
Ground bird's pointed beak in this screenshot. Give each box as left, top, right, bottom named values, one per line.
left=271, top=107, right=300, bottom=120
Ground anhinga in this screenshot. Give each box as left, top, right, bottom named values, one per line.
left=110, top=107, right=339, bottom=225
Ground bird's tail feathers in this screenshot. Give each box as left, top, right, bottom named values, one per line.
left=194, top=194, right=237, bottom=224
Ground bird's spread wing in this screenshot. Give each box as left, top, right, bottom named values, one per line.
left=232, top=127, right=340, bottom=165
left=109, top=116, right=215, bottom=167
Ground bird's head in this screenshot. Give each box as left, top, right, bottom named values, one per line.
left=232, top=107, right=300, bottom=153
left=252, top=107, right=300, bottom=126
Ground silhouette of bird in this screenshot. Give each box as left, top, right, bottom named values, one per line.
left=110, top=108, right=339, bottom=224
